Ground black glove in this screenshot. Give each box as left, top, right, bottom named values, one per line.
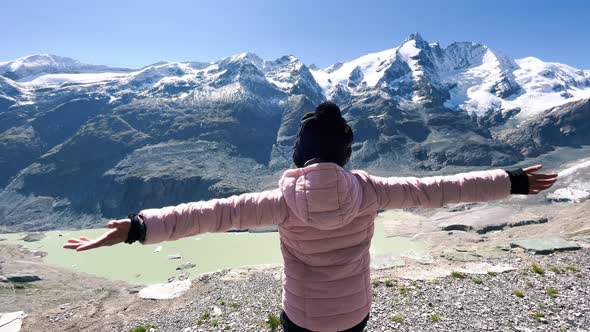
left=125, top=213, right=146, bottom=244
left=505, top=169, right=529, bottom=195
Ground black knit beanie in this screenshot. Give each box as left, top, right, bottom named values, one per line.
left=293, top=102, right=354, bottom=168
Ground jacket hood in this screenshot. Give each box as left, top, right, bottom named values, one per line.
left=279, top=163, right=363, bottom=230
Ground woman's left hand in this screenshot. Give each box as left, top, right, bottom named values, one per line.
left=63, top=219, right=131, bottom=251
left=523, top=165, right=558, bottom=194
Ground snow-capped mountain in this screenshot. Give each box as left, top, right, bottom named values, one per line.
left=1, top=52, right=323, bottom=108
left=0, top=54, right=131, bottom=81
left=263, top=55, right=324, bottom=104
left=3, top=35, right=588, bottom=120
left=1, top=34, right=590, bottom=231
left=310, top=33, right=590, bottom=119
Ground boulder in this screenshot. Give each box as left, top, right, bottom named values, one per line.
left=175, top=262, right=196, bottom=271
left=6, top=274, right=42, bottom=283
left=442, top=246, right=510, bottom=262
left=434, top=206, right=548, bottom=234
left=370, top=254, right=406, bottom=270
left=20, top=233, right=45, bottom=242
left=212, top=305, right=222, bottom=317
left=167, top=254, right=182, bottom=260
left=0, top=311, right=27, bottom=332
left=138, top=279, right=191, bottom=300
left=547, top=188, right=589, bottom=203
left=178, top=272, right=190, bottom=281
left=510, top=236, right=581, bottom=254
left=456, top=262, right=516, bottom=275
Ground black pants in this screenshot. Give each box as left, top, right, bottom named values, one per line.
left=280, top=311, right=369, bottom=332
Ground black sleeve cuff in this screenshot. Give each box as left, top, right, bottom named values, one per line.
left=125, top=213, right=146, bottom=244
left=505, top=169, right=529, bottom=195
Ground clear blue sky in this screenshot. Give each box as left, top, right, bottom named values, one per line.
left=2, top=0, right=589, bottom=69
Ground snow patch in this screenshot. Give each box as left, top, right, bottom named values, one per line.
left=310, top=47, right=398, bottom=97
left=559, top=158, right=590, bottom=178
left=21, top=72, right=130, bottom=87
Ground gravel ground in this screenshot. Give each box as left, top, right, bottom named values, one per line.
left=119, top=248, right=590, bottom=332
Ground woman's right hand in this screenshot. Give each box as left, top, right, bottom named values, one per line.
left=63, top=219, right=131, bottom=251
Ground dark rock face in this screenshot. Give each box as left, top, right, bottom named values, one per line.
left=478, top=108, right=520, bottom=128
left=380, top=57, right=412, bottom=86
left=424, top=140, right=520, bottom=168
left=489, top=74, right=521, bottom=98
left=0, top=125, right=45, bottom=187
left=533, top=99, right=590, bottom=147
left=100, top=140, right=272, bottom=217
left=348, top=66, right=364, bottom=88
left=31, top=98, right=110, bottom=148
left=500, top=98, right=590, bottom=157
left=270, top=95, right=317, bottom=170
left=0, top=96, right=284, bottom=229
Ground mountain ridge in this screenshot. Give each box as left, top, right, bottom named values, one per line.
left=3, top=34, right=589, bottom=119
left=1, top=34, right=589, bottom=232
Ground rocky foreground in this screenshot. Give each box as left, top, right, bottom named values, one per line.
left=2, top=199, right=590, bottom=331
left=112, top=249, right=590, bottom=332
left=172, top=252, right=590, bottom=332
left=0, top=242, right=588, bottom=331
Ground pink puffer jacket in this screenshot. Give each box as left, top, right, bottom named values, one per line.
left=140, top=163, right=511, bottom=331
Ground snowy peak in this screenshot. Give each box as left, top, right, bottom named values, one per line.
left=217, top=52, right=264, bottom=72
left=515, top=56, right=590, bottom=90
left=0, top=51, right=323, bottom=105
left=436, top=42, right=489, bottom=71
left=125, top=61, right=200, bottom=90
left=310, top=33, right=444, bottom=102
left=0, top=54, right=128, bottom=81
left=310, top=33, right=454, bottom=100
left=2, top=35, right=589, bottom=120
left=509, top=57, right=590, bottom=117
left=405, top=32, right=424, bottom=42
left=263, top=55, right=304, bottom=89
left=0, top=54, right=80, bottom=72
left=263, top=55, right=299, bottom=71
left=211, top=52, right=270, bottom=88
left=443, top=44, right=590, bottom=118
left=397, top=38, right=422, bottom=63
left=310, top=47, right=398, bottom=97
left=403, top=32, right=429, bottom=50
left=262, top=55, right=323, bottom=101
left=309, top=33, right=590, bottom=118
left=213, top=53, right=320, bottom=94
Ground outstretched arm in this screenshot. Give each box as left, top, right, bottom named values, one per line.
left=140, top=189, right=288, bottom=244
left=367, top=165, right=557, bottom=210
left=64, top=188, right=288, bottom=251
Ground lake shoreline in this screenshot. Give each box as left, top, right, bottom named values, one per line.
left=0, top=218, right=428, bottom=285
left=3, top=240, right=589, bottom=332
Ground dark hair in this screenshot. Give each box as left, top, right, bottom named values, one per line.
left=292, top=102, right=353, bottom=167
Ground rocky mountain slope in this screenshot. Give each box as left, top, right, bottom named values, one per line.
left=1, top=33, right=589, bottom=231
